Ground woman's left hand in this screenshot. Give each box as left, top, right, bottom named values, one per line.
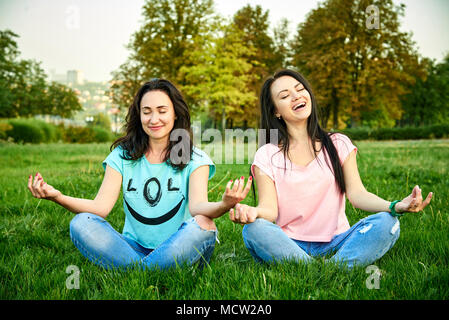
left=395, top=185, right=433, bottom=213
left=221, top=176, right=252, bottom=210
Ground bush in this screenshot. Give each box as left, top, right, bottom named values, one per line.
left=32, top=119, right=60, bottom=142
left=1, top=118, right=115, bottom=144
left=0, top=121, right=13, bottom=140
left=341, top=127, right=371, bottom=140
left=59, top=124, right=114, bottom=143
left=60, top=125, right=96, bottom=143
left=431, top=124, right=449, bottom=139
left=340, top=124, right=449, bottom=141
left=92, top=126, right=114, bottom=142
left=5, top=119, right=46, bottom=143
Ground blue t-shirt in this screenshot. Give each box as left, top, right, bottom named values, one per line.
left=102, top=146, right=215, bottom=249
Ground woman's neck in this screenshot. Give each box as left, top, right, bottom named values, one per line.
left=146, top=137, right=169, bottom=161
left=286, top=120, right=309, bottom=146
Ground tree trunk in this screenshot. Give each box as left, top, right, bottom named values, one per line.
left=331, top=88, right=339, bottom=129
left=221, top=107, right=226, bottom=133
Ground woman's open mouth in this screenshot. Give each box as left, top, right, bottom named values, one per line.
left=292, top=102, right=306, bottom=111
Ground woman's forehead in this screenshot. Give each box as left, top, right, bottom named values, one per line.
left=141, top=90, right=173, bottom=107
left=271, top=76, right=302, bottom=95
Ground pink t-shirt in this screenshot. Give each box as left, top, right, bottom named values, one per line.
left=251, top=133, right=357, bottom=242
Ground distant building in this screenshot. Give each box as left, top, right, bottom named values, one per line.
left=67, top=70, right=84, bottom=85
left=49, top=69, right=67, bottom=83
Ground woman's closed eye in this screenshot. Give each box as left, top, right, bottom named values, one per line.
left=280, top=88, right=304, bottom=99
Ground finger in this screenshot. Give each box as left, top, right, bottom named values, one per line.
left=240, top=206, right=248, bottom=224
left=33, top=172, right=42, bottom=190
left=231, top=178, right=240, bottom=192
left=35, top=176, right=47, bottom=198
left=412, top=185, right=419, bottom=198
left=234, top=204, right=240, bottom=221
left=237, top=176, right=245, bottom=194
left=225, top=179, right=233, bottom=192
left=229, top=208, right=235, bottom=222
left=28, top=175, right=38, bottom=198
left=27, top=174, right=32, bottom=189
left=35, top=177, right=46, bottom=198
left=27, top=174, right=34, bottom=193
left=241, top=176, right=253, bottom=197
left=32, top=174, right=41, bottom=195
left=417, top=187, right=423, bottom=202
left=32, top=173, right=39, bottom=188
left=421, top=192, right=433, bottom=209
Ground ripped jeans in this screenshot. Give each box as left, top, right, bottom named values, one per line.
left=69, top=213, right=217, bottom=270
left=242, top=212, right=400, bottom=269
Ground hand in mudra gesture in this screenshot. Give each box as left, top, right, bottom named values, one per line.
left=395, top=185, right=433, bottom=213
left=28, top=172, right=62, bottom=201
left=221, top=176, right=252, bottom=210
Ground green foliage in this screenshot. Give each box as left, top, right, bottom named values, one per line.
left=43, top=82, right=83, bottom=118
left=291, top=0, right=426, bottom=129
left=5, top=119, right=50, bottom=143
left=109, top=0, right=217, bottom=110
left=4, top=119, right=60, bottom=143
left=91, top=126, right=114, bottom=143
left=91, top=113, right=112, bottom=130
left=0, top=121, right=13, bottom=140
left=341, top=124, right=449, bottom=140
left=0, top=30, right=82, bottom=119
left=180, top=21, right=258, bottom=130
left=59, top=124, right=114, bottom=143
left=0, top=118, right=114, bottom=144
left=109, top=1, right=287, bottom=129
left=400, top=55, right=449, bottom=126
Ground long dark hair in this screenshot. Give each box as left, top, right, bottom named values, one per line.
left=111, top=78, right=193, bottom=171
left=254, top=69, right=345, bottom=197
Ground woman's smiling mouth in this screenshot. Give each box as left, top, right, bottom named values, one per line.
left=149, top=125, right=164, bottom=131
left=292, top=101, right=307, bottom=111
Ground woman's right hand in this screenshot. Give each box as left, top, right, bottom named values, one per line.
left=28, top=172, right=62, bottom=201
left=230, top=203, right=258, bottom=225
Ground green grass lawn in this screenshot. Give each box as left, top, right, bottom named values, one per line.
left=1, top=140, right=448, bottom=299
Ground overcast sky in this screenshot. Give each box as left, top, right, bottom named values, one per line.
left=0, top=0, right=448, bottom=82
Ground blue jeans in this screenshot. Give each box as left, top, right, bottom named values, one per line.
left=69, top=213, right=217, bottom=270
left=242, top=212, right=400, bottom=269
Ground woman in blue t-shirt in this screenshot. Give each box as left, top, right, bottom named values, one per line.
left=27, top=79, right=251, bottom=270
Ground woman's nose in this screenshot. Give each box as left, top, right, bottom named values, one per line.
left=291, top=90, right=300, bottom=101
left=149, top=114, right=160, bottom=124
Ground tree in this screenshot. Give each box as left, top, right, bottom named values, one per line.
left=180, top=21, right=258, bottom=130
left=401, top=55, right=449, bottom=126
left=109, top=0, right=217, bottom=110
left=0, top=29, right=81, bottom=119
left=231, top=5, right=289, bottom=127
left=291, top=0, right=426, bottom=129
left=44, top=82, right=83, bottom=118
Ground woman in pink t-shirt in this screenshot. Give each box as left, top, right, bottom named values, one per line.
left=229, top=69, right=433, bottom=268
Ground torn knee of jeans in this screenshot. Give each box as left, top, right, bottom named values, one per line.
left=390, top=220, right=400, bottom=235
left=194, top=215, right=217, bottom=231
left=358, top=224, right=373, bottom=234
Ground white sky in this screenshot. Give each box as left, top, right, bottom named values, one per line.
left=0, top=0, right=448, bottom=82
